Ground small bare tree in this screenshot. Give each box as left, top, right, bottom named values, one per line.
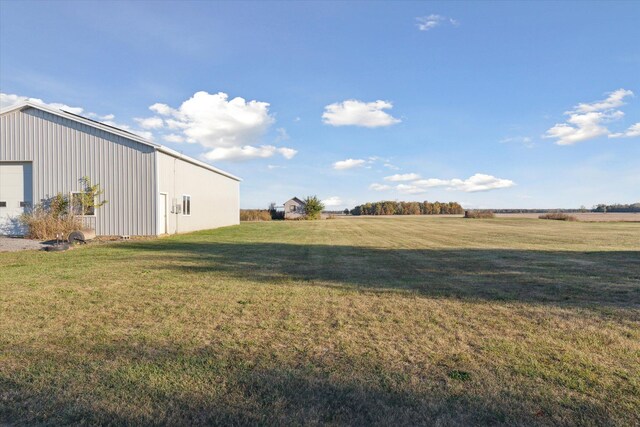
left=75, top=176, right=108, bottom=215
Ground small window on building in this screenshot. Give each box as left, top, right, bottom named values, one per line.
left=182, top=195, right=191, bottom=216
left=0, top=201, right=6, bottom=207
left=20, top=201, right=31, bottom=208
left=290, top=205, right=296, bottom=212
left=71, top=192, right=96, bottom=216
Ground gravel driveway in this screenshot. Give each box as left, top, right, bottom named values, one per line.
left=0, top=237, right=46, bottom=252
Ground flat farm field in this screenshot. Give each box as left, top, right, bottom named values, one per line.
left=494, top=212, right=640, bottom=221
left=1, top=216, right=639, bottom=425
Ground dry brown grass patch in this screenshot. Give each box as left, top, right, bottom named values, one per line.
left=539, top=212, right=578, bottom=221
left=464, top=210, right=495, bottom=219
left=20, top=208, right=82, bottom=240
left=240, top=209, right=272, bottom=221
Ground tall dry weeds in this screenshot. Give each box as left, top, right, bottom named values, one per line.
left=20, top=204, right=82, bottom=240
left=240, top=210, right=272, bottom=222
left=539, top=213, right=578, bottom=221
left=464, top=210, right=495, bottom=219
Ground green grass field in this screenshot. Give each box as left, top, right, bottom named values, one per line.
left=1, top=217, right=639, bottom=425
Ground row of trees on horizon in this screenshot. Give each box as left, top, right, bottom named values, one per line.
left=342, top=202, right=640, bottom=216
left=592, top=203, right=640, bottom=213
left=254, top=201, right=640, bottom=216
left=348, top=201, right=464, bottom=216
left=491, top=203, right=640, bottom=213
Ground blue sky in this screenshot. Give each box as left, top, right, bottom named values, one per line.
left=1, top=1, right=639, bottom=209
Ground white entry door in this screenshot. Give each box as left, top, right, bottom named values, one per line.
left=0, top=163, right=33, bottom=235
left=158, top=193, right=167, bottom=234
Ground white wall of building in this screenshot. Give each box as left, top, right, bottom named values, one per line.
left=157, top=151, right=240, bottom=234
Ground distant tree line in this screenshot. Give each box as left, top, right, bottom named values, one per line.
left=491, top=203, right=640, bottom=214
left=349, top=201, right=464, bottom=216
left=491, top=209, right=580, bottom=213
left=592, top=203, right=640, bottom=213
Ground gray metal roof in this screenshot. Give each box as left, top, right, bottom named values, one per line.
left=0, top=101, right=241, bottom=182
left=286, top=197, right=306, bottom=205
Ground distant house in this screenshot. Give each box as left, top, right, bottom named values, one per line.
left=284, top=197, right=306, bottom=219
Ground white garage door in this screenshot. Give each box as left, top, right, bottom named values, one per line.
left=0, top=163, right=33, bottom=236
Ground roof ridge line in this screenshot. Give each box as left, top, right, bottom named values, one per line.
left=0, top=101, right=241, bottom=181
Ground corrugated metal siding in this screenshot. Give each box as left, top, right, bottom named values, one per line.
left=0, top=108, right=156, bottom=235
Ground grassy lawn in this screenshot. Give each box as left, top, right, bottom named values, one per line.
left=1, top=217, right=639, bottom=425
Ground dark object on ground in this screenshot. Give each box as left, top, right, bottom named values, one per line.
left=44, top=243, right=71, bottom=252
left=539, top=213, right=578, bottom=221
left=464, top=210, right=495, bottom=218
left=67, top=229, right=97, bottom=244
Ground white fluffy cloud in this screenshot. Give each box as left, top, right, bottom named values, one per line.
left=203, top=145, right=297, bottom=162
left=416, top=14, right=459, bottom=31
left=574, top=89, right=633, bottom=113
left=322, top=99, right=401, bottom=127
left=332, top=156, right=394, bottom=171
left=149, top=103, right=174, bottom=116
left=278, top=147, right=298, bottom=159
left=333, top=158, right=367, bottom=170
left=87, top=112, right=115, bottom=121
left=163, top=134, right=185, bottom=143
left=1, top=92, right=84, bottom=114
left=610, top=122, right=640, bottom=138
left=151, top=91, right=274, bottom=146
left=384, top=173, right=420, bottom=182
left=147, top=91, right=296, bottom=161
left=545, top=111, right=620, bottom=145
left=544, top=89, right=637, bottom=145
left=396, top=184, right=426, bottom=194
left=369, top=183, right=392, bottom=191
left=446, top=174, right=515, bottom=192
left=412, top=178, right=450, bottom=187
left=322, top=196, right=343, bottom=207
left=376, top=173, right=514, bottom=194
left=135, top=116, right=164, bottom=129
